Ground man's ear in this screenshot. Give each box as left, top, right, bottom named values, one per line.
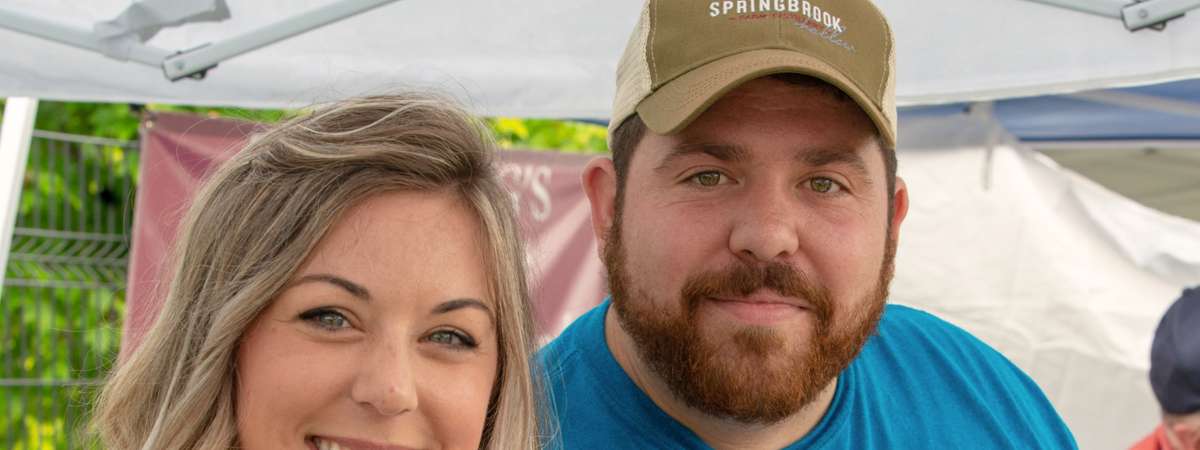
left=889, top=176, right=909, bottom=244
left=582, top=157, right=619, bottom=249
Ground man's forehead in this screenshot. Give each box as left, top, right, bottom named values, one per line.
left=654, top=136, right=874, bottom=172
left=660, top=88, right=879, bottom=158
left=638, top=103, right=883, bottom=179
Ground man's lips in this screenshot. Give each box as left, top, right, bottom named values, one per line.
left=705, top=291, right=810, bottom=324
left=709, top=290, right=811, bottom=309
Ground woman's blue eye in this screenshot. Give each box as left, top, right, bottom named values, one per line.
left=690, top=171, right=726, bottom=187
left=299, top=308, right=350, bottom=331
left=426, top=329, right=478, bottom=349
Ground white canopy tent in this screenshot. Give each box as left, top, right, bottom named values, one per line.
left=1, top=0, right=1200, bottom=111
left=3, top=1, right=1200, bottom=449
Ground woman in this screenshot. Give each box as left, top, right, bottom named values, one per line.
left=91, top=94, right=541, bottom=449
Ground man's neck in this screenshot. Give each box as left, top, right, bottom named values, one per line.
left=604, top=307, right=838, bottom=450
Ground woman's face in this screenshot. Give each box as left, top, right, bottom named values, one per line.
left=236, top=191, right=499, bottom=450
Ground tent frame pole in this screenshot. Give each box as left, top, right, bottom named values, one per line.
left=163, top=0, right=401, bottom=80
left=0, top=0, right=400, bottom=81
left=1022, top=0, right=1126, bottom=18
left=1021, top=0, right=1200, bottom=30
left=0, top=97, right=38, bottom=297
left=0, top=7, right=169, bottom=67
left=1122, top=0, right=1200, bottom=30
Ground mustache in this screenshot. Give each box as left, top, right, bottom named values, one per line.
left=680, top=262, right=833, bottom=323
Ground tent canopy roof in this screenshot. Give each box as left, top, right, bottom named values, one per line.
left=2, top=0, right=1200, bottom=117
left=902, top=78, right=1200, bottom=141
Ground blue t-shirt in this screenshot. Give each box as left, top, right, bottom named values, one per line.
left=538, top=299, right=1077, bottom=449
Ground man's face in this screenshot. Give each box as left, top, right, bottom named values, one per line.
left=602, top=77, right=906, bottom=424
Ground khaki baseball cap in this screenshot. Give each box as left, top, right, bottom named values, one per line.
left=611, top=0, right=897, bottom=147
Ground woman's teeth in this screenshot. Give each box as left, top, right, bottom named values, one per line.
left=313, top=437, right=345, bottom=450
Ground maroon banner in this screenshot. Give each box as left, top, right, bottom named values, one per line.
left=122, top=112, right=605, bottom=357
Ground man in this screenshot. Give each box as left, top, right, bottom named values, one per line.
left=538, top=0, right=1077, bottom=448
left=1132, top=287, right=1200, bottom=450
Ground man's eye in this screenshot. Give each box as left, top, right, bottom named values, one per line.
left=299, top=308, right=350, bottom=331
left=689, top=171, right=726, bottom=187
left=809, top=177, right=842, bottom=194
left=425, top=329, right=478, bottom=349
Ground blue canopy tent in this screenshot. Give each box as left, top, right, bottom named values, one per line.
left=898, top=77, right=1200, bottom=223
left=999, top=78, right=1200, bottom=141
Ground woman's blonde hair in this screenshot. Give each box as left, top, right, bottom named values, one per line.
left=91, top=94, right=540, bottom=449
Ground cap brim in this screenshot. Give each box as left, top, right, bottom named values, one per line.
left=636, top=48, right=895, bottom=148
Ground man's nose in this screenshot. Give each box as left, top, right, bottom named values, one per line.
left=349, top=340, right=419, bottom=416
left=728, top=182, right=801, bottom=264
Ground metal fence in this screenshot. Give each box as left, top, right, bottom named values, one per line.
left=2, top=130, right=139, bottom=449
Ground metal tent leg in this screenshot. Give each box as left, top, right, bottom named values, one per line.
left=0, top=97, right=39, bottom=297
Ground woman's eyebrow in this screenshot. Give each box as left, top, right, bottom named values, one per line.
left=432, top=298, right=494, bottom=321
left=291, top=274, right=371, bottom=301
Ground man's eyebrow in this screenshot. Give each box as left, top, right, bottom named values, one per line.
left=654, top=142, right=749, bottom=172
left=291, top=274, right=370, bottom=301
left=802, top=147, right=870, bottom=178
left=432, top=298, right=494, bottom=321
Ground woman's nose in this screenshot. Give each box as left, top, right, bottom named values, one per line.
left=349, top=341, right=419, bottom=416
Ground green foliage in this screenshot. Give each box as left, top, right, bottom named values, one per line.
left=488, top=117, right=609, bottom=153
left=10, top=100, right=610, bottom=152
left=4, top=129, right=133, bottom=448
left=148, top=104, right=293, bottom=125
left=33, top=103, right=140, bottom=141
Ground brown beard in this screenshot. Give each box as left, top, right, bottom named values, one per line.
left=604, top=216, right=896, bottom=424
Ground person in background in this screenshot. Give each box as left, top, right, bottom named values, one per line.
left=90, top=94, right=542, bottom=450
left=1133, top=287, right=1200, bottom=450
left=537, top=0, right=1078, bottom=448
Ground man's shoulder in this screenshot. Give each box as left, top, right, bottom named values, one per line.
left=869, top=303, right=1037, bottom=385
left=878, top=302, right=965, bottom=331
left=537, top=301, right=607, bottom=378
left=849, top=304, right=1078, bottom=449
left=874, top=303, right=1005, bottom=360
left=535, top=300, right=702, bottom=448
left=859, top=304, right=1036, bottom=405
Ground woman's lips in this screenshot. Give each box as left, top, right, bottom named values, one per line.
left=309, top=435, right=419, bottom=450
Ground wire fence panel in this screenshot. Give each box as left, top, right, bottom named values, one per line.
left=2, top=130, right=139, bottom=449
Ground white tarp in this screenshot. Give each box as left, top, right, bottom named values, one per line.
left=2, top=0, right=1200, bottom=113
left=893, top=108, right=1200, bottom=450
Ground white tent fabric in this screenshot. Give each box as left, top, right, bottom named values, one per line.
left=2, top=0, right=1200, bottom=113
left=893, top=108, right=1200, bottom=450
